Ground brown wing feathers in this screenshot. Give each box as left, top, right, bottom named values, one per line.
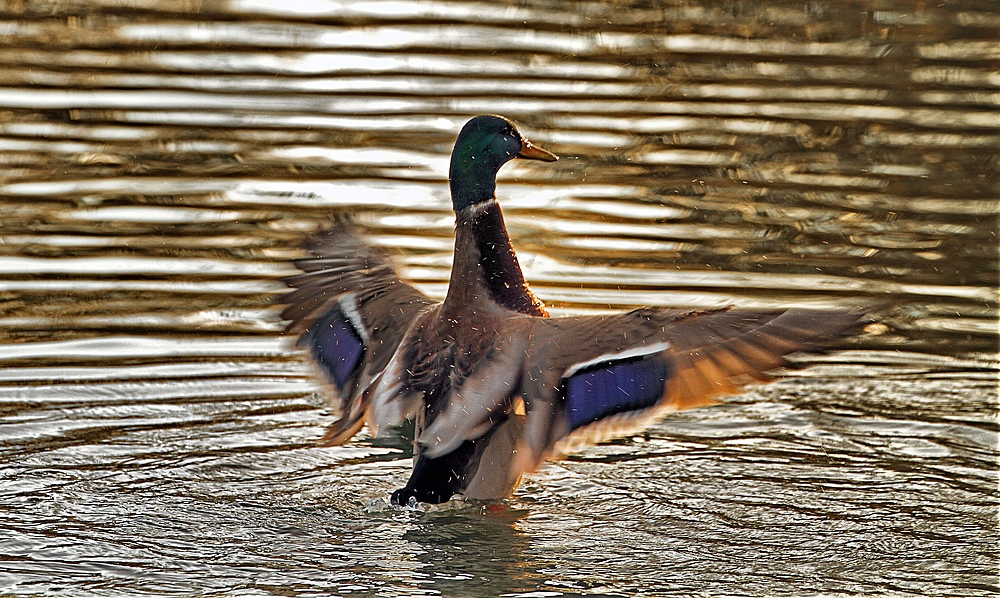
left=280, top=223, right=433, bottom=445
left=660, top=309, right=864, bottom=412
left=507, top=307, right=866, bottom=471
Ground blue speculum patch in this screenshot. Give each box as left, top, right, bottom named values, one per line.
left=564, top=356, right=669, bottom=430
left=311, top=309, right=364, bottom=391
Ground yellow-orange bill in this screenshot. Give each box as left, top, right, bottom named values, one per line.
left=517, top=140, right=558, bottom=162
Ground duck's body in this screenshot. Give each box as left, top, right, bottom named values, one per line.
left=282, top=115, right=865, bottom=505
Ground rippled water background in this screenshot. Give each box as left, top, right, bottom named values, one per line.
left=1, top=0, right=997, bottom=596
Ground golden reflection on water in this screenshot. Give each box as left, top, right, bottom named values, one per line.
left=0, top=0, right=997, bottom=596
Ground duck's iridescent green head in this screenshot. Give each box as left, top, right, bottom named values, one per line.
left=449, top=115, right=557, bottom=213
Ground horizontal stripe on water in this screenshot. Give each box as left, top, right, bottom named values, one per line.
left=0, top=336, right=291, bottom=361
left=1, top=90, right=996, bottom=128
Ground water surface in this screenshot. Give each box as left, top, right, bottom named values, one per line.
left=0, top=1, right=997, bottom=596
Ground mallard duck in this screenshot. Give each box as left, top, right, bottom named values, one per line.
left=281, top=115, right=865, bottom=505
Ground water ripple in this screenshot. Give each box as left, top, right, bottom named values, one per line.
left=0, top=1, right=996, bottom=596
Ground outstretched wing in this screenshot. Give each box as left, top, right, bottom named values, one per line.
left=281, top=222, right=436, bottom=444
left=418, top=307, right=865, bottom=474
left=523, top=308, right=866, bottom=464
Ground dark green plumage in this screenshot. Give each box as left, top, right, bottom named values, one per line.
left=449, top=115, right=556, bottom=211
